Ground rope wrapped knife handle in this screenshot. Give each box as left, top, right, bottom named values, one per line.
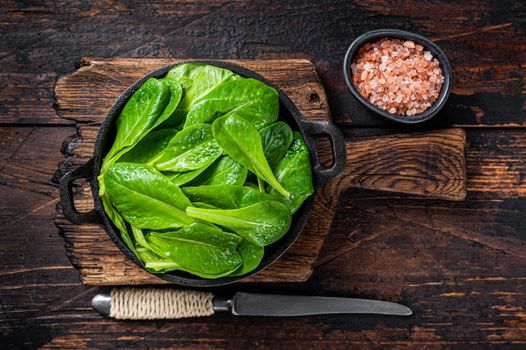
left=104, top=288, right=215, bottom=320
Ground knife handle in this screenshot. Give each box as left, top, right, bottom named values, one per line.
left=95, top=288, right=216, bottom=320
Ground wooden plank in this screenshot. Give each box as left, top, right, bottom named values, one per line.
left=0, top=1, right=524, bottom=126
left=0, top=126, right=79, bottom=283
left=466, top=130, right=526, bottom=198
left=0, top=73, right=71, bottom=125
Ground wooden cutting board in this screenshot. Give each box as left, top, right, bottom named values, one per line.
left=54, top=57, right=466, bottom=285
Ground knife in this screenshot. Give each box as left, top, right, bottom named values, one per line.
left=92, top=288, right=412, bottom=320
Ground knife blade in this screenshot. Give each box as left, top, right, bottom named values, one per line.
left=228, top=292, right=412, bottom=316
left=92, top=288, right=412, bottom=319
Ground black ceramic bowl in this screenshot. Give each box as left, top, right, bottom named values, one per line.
left=343, top=29, right=452, bottom=124
left=59, top=60, right=346, bottom=287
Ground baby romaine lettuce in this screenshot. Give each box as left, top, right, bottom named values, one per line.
left=147, top=223, right=242, bottom=278
left=212, top=114, right=290, bottom=197
left=230, top=240, right=264, bottom=276
left=98, top=63, right=314, bottom=279
left=186, top=200, right=292, bottom=247
left=148, top=123, right=222, bottom=172
left=118, top=129, right=177, bottom=164
left=260, top=122, right=293, bottom=169
left=185, top=78, right=279, bottom=130
left=187, top=156, right=247, bottom=186
left=182, top=184, right=273, bottom=210
left=269, top=132, right=314, bottom=214
left=101, top=78, right=181, bottom=172
left=104, top=163, right=195, bottom=230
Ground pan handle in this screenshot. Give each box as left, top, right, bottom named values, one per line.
left=59, top=159, right=102, bottom=225
left=301, top=120, right=346, bottom=186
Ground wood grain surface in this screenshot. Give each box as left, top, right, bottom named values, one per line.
left=1, top=0, right=526, bottom=349
left=2, top=1, right=524, bottom=128
left=340, top=128, right=466, bottom=200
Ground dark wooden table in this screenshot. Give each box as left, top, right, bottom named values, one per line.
left=1, top=1, right=525, bottom=349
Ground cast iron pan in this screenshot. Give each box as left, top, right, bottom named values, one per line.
left=59, top=60, right=346, bottom=287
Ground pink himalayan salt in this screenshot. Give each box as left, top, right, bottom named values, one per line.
left=351, top=38, right=444, bottom=116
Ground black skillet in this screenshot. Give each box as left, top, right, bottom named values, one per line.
left=59, top=60, right=346, bottom=287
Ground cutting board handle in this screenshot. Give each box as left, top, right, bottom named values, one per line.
left=335, top=128, right=467, bottom=200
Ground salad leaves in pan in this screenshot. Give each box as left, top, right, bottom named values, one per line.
left=99, top=63, right=314, bottom=279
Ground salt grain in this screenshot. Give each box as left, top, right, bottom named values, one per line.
left=351, top=38, right=444, bottom=116
left=403, top=40, right=415, bottom=49
left=360, top=71, right=368, bottom=80
left=424, top=51, right=433, bottom=61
